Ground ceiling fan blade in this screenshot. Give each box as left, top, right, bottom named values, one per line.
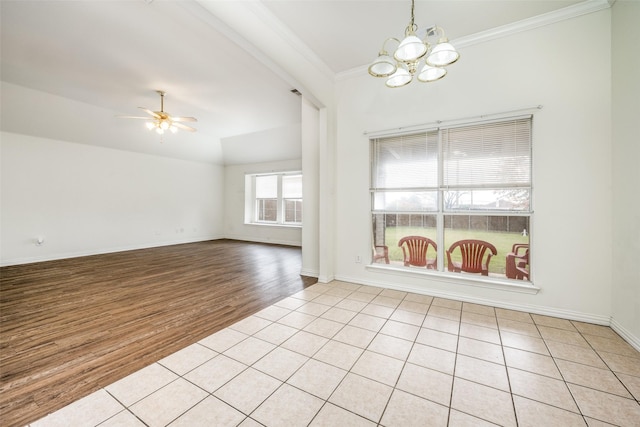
left=173, top=122, right=197, bottom=132
left=116, top=115, right=152, bottom=120
left=171, top=116, right=198, bottom=123
left=138, top=107, right=161, bottom=119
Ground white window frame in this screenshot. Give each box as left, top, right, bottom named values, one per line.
left=245, top=172, right=303, bottom=227
left=368, top=115, right=535, bottom=289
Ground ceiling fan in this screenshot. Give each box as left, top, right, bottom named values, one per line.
left=118, top=90, right=197, bottom=134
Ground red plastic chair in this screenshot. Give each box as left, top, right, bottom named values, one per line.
left=398, top=236, right=437, bottom=269
left=506, top=243, right=529, bottom=280
left=446, top=239, right=497, bottom=276
left=372, top=245, right=390, bottom=264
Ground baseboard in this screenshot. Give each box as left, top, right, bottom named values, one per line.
left=300, top=268, right=319, bottom=278
left=333, top=273, right=612, bottom=326
left=222, top=234, right=302, bottom=248
left=610, top=318, right=640, bottom=352
left=0, top=235, right=223, bottom=267
left=317, top=273, right=336, bottom=284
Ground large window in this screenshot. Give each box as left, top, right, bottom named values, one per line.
left=371, top=117, right=532, bottom=281
left=247, top=172, right=302, bottom=226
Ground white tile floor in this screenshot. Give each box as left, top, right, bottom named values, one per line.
left=30, top=281, right=640, bottom=427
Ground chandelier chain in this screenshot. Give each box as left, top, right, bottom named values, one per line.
left=409, top=0, right=416, bottom=33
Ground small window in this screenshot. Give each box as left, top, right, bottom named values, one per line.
left=246, top=172, right=303, bottom=226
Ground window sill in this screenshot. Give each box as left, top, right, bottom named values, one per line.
left=244, top=222, right=302, bottom=229
left=365, top=264, right=540, bottom=294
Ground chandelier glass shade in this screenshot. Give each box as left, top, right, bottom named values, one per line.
left=368, top=0, right=459, bottom=88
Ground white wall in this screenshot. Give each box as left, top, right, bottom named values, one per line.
left=223, top=159, right=302, bottom=246
left=333, top=10, right=614, bottom=324
left=0, top=132, right=224, bottom=265
left=611, top=1, right=640, bottom=347
left=221, top=124, right=301, bottom=166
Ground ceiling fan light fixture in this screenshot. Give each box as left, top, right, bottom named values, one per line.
left=118, top=90, right=198, bottom=135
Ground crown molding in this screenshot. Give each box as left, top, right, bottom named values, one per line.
left=453, top=0, right=612, bottom=49
left=337, top=0, right=613, bottom=81
left=187, top=1, right=327, bottom=107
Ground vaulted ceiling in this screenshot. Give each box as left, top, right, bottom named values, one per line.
left=1, top=0, right=586, bottom=164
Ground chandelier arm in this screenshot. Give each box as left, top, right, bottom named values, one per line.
left=380, top=37, right=400, bottom=54
left=432, top=25, right=448, bottom=42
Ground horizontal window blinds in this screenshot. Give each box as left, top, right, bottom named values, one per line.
left=370, top=116, right=532, bottom=213
left=256, top=175, right=278, bottom=198
left=282, top=175, right=302, bottom=198
left=371, top=131, right=439, bottom=190
left=442, top=118, right=531, bottom=188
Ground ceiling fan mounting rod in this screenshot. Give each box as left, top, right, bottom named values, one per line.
left=156, top=90, right=165, bottom=112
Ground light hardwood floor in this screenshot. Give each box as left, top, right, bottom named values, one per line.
left=0, top=240, right=316, bottom=427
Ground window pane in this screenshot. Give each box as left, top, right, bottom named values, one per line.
left=283, top=175, right=302, bottom=198
left=444, top=215, right=530, bottom=278
left=373, top=191, right=438, bottom=212
left=258, top=199, right=277, bottom=221
left=371, top=131, right=438, bottom=189
left=284, top=199, right=302, bottom=223
left=444, top=189, right=530, bottom=211
left=256, top=175, right=278, bottom=198
left=372, top=213, right=437, bottom=265
left=443, top=119, right=531, bottom=188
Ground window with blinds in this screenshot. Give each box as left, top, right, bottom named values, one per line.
left=371, top=131, right=439, bottom=212
left=282, top=174, right=303, bottom=224
left=370, top=116, right=532, bottom=281
left=247, top=172, right=303, bottom=225
left=442, top=118, right=531, bottom=211
left=256, top=175, right=278, bottom=222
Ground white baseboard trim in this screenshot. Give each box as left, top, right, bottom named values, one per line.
left=300, top=268, right=319, bottom=278
left=334, top=273, right=612, bottom=326
left=222, top=234, right=302, bottom=248
left=0, top=235, right=223, bottom=267
left=317, top=274, right=335, bottom=284
left=610, top=318, right=640, bottom=352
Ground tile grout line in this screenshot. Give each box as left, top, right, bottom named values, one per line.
left=447, top=302, right=464, bottom=426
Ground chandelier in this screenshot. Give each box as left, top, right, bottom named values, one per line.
left=368, top=0, right=459, bottom=88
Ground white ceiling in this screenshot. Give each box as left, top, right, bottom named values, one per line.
left=1, top=0, right=586, bottom=165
